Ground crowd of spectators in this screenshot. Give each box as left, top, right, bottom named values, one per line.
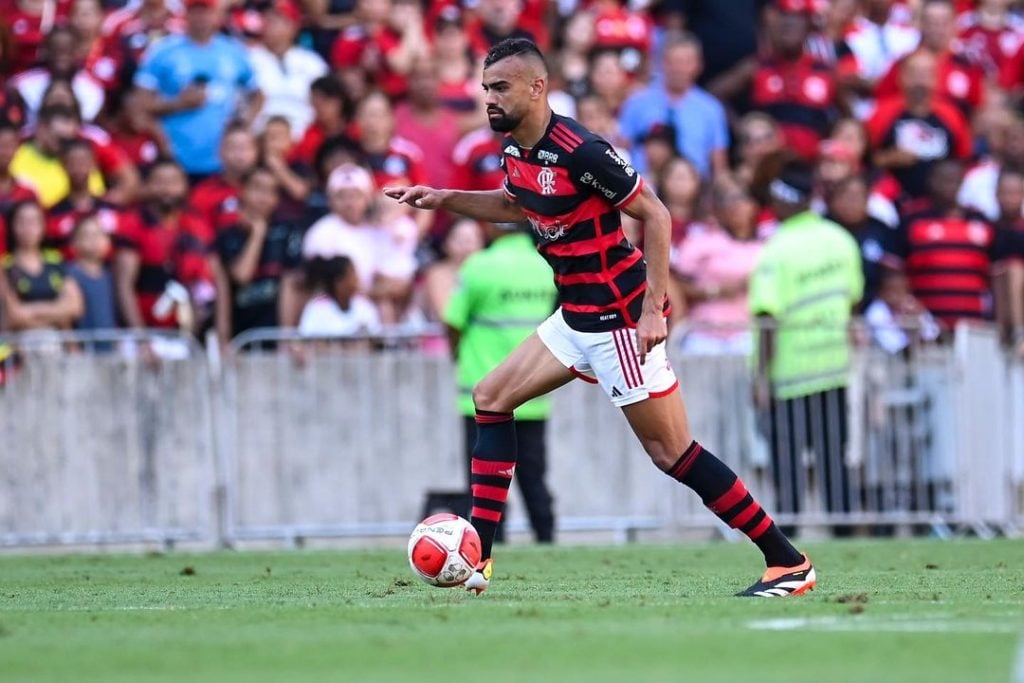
left=0, top=0, right=1023, bottom=355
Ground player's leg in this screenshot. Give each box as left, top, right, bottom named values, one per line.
left=464, top=415, right=505, bottom=543
left=466, top=331, right=574, bottom=592
left=621, top=388, right=815, bottom=597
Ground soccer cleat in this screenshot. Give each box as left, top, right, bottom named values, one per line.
left=464, top=558, right=493, bottom=595
left=736, top=553, right=816, bottom=597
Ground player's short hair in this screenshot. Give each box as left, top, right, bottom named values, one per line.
left=483, top=38, right=548, bottom=72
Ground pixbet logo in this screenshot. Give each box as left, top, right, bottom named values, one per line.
left=503, top=144, right=521, bottom=158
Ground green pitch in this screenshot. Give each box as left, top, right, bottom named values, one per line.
left=1, top=539, right=1022, bottom=683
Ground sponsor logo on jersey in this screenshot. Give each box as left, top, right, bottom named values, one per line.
left=503, top=144, right=521, bottom=158
left=537, top=149, right=559, bottom=164
left=537, top=167, right=556, bottom=195
left=527, top=216, right=568, bottom=241
left=604, top=148, right=636, bottom=177
left=580, top=171, right=617, bottom=201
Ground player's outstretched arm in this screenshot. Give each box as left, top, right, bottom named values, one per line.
left=383, top=186, right=526, bottom=223
left=622, top=183, right=672, bottom=364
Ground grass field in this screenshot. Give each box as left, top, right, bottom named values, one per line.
left=1, top=539, right=1022, bottom=683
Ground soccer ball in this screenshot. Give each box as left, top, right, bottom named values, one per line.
left=407, top=513, right=482, bottom=587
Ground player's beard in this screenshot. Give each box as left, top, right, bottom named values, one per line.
left=487, top=107, right=521, bottom=133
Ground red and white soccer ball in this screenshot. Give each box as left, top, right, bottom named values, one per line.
left=407, top=514, right=482, bottom=587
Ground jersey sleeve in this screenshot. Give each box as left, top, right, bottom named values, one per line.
left=569, top=137, right=644, bottom=209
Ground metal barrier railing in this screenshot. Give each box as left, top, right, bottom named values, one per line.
left=1, top=320, right=1022, bottom=549
left=217, top=326, right=459, bottom=547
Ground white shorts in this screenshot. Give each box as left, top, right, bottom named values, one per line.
left=537, top=310, right=679, bottom=407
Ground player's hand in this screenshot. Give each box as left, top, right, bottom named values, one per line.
left=634, top=309, right=667, bottom=365
left=382, top=185, right=447, bottom=210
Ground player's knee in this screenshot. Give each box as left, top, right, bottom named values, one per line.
left=472, top=377, right=511, bottom=413
left=639, top=437, right=680, bottom=471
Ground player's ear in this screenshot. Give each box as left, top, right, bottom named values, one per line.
left=530, top=76, right=546, bottom=100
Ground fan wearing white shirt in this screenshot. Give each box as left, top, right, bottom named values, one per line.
left=249, top=0, right=329, bottom=138
left=299, top=255, right=382, bottom=337
left=865, top=269, right=941, bottom=354
left=301, top=163, right=418, bottom=322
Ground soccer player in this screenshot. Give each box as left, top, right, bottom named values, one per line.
left=384, top=38, right=815, bottom=598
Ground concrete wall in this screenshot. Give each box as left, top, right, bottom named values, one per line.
left=1, top=326, right=1022, bottom=549
left=0, top=351, right=215, bottom=545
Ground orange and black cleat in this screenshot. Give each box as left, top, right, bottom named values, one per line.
left=736, top=554, right=816, bottom=597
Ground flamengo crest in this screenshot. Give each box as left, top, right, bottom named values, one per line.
left=537, top=167, right=556, bottom=195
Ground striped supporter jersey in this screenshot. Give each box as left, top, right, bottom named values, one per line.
left=894, top=207, right=1024, bottom=327
left=501, top=113, right=648, bottom=332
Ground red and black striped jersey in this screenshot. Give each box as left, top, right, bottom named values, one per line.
left=892, top=206, right=1024, bottom=327
left=501, top=114, right=646, bottom=333
left=751, top=53, right=837, bottom=162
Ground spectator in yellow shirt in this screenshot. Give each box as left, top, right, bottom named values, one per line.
left=10, top=105, right=106, bottom=207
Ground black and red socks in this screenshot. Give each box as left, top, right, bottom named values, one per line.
left=469, top=409, right=517, bottom=560
left=665, top=441, right=803, bottom=568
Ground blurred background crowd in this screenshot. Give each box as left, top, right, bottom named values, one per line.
left=0, top=0, right=1023, bottom=355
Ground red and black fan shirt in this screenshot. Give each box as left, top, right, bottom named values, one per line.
left=188, top=175, right=239, bottom=243
left=46, top=198, right=128, bottom=259
left=751, top=53, right=837, bottom=161
left=501, top=113, right=648, bottom=333
left=891, top=206, right=1024, bottom=327
left=867, top=95, right=973, bottom=200
left=875, top=49, right=985, bottom=114
left=452, top=128, right=505, bottom=192
left=116, top=207, right=211, bottom=328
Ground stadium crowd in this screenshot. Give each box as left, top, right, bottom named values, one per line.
left=0, top=0, right=1023, bottom=354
